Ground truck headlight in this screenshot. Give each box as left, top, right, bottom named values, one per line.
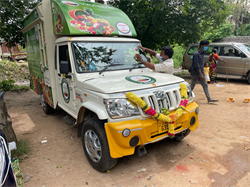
left=185, top=83, right=194, bottom=102
left=104, top=99, right=140, bottom=118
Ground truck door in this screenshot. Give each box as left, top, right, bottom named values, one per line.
left=56, top=44, right=77, bottom=116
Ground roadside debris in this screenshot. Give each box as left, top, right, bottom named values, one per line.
left=216, top=84, right=224, bottom=87
left=244, top=147, right=250, bottom=151
left=227, top=97, right=235, bottom=102
left=137, top=168, right=146, bottom=172
left=41, top=140, right=47, bottom=144
left=243, top=99, right=250, bottom=103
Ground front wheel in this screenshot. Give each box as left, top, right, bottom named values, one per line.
left=41, top=94, right=53, bottom=114
left=81, top=118, right=118, bottom=172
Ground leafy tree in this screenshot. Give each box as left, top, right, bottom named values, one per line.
left=237, top=23, right=250, bottom=36
left=0, top=0, right=41, bottom=54
left=203, top=21, right=234, bottom=42
left=107, top=0, right=229, bottom=49
left=225, top=0, right=250, bottom=36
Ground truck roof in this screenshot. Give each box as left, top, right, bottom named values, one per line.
left=55, top=36, right=140, bottom=43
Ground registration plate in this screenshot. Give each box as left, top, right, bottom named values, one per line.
left=158, top=121, right=168, bottom=134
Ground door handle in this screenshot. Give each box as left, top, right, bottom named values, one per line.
left=58, top=73, right=61, bottom=77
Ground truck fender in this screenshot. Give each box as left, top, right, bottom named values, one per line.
left=77, top=102, right=108, bottom=137
left=81, top=102, right=107, bottom=120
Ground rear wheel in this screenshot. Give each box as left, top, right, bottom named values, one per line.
left=41, top=94, right=53, bottom=114
left=247, top=73, right=250, bottom=84
left=81, top=118, right=118, bottom=172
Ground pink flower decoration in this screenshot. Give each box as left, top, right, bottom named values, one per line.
left=179, top=99, right=188, bottom=107
left=145, top=107, right=156, bottom=116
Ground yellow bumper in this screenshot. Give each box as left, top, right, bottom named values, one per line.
left=105, top=102, right=199, bottom=158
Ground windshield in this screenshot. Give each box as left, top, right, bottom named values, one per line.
left=72, top=42, right=147, bottom=73
left=236, top=44, right=250, bottom=56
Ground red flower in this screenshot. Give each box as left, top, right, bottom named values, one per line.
left=144, top=107, right=156, bottom=116
left=92, top=30, right=96, bottom=34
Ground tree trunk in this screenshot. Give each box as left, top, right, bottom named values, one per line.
left=95, top=0, right=104, bottom=4
left=0, top=95, right=17, bottom=144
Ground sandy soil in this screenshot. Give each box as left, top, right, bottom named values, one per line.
left=4, top=77, right=250, bottom=187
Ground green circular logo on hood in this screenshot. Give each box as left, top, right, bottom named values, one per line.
left=125, top=75, right=156, bottom=84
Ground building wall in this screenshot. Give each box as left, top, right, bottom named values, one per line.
left=216, top=36, right=250, bottom=44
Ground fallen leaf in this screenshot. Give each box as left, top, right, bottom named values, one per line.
left=244, top=147, right=250, bottom=151
left=189, top=157, right=193, bottom=159
left=227, top=97, right=235, bottom=102
left=243, top=99, right=250, bottom=103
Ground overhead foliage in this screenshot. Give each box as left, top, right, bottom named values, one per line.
left=237, top=23, right=250, bottom=36
left=107, top=0, right=229, bottom=49
left=0, top=0, right=41, bottom=49
left=203, top=21, right=234, bottom=42
left=225, top=0, right=250, bottom=36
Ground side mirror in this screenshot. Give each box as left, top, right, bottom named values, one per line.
left=60, top=61, right=70, bottom=74
left=146, top=57, right=151, bottom=62
left=241, top=53, right=246, bottom=58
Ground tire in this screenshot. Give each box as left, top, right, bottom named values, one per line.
left=81, top=118, right=118, bottom=172
left=174, top=129, right=191, bottom=141
left=41, top=94, right=53, bottom=114
left=247, top=73, right=250, bottom=84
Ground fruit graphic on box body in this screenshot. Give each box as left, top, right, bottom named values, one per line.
left=68, top=9, right=115, bottom=35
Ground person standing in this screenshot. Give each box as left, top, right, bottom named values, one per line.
left=190, top=40, right=218, bottom=104
left=134, top=45, right=174, bottom=75
left=204, top=62, right=210, bottom=83
left=209, top=48, right=226, bottom=82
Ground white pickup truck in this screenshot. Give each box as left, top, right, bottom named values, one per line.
left=22, top=0, right=199, bottom=172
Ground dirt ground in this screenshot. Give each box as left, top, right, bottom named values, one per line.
left=4, top=77, right=250, bottom=187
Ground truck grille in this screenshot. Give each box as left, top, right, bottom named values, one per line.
left=139, top=89, right=181, bottom=116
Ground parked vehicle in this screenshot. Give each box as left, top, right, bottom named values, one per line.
left=22, top=0, right=199, bottom=172
left=0, top=43, right=27, bottom=61
left=0, top=91, right=17, bottom=187
left=182, top=42, right=250, bottom=84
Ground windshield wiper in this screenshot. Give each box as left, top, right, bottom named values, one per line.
left=99, top=63, right=124, bottom=74
left=129, top=62, right=143, bottom=72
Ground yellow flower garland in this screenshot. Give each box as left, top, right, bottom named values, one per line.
left=126, top=83, right=188, bottom=138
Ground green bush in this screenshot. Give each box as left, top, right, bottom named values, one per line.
left=0, top=79, right=15, bottom=91
left=0, top=78, right=29, bottom=92
left=11, top=139, right=29, bottom=159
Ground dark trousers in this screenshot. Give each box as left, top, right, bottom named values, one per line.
left=190, top=75, right=212, bottom=102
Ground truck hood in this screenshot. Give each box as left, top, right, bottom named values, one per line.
left=83, top=72, right=184, bottom=93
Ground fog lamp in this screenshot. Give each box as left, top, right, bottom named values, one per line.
left=195, top=107, right=199, bottom=114
left=122, top=128, right=131, bottom=137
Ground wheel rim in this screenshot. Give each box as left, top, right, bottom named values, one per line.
left=41, top=94, right=46, bottom=111
left=85, top=130, right=102, bottom=163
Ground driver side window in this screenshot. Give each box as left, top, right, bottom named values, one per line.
left=59, top=45, right=71, bottom=72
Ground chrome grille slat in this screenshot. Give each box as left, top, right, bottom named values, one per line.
left=137, top=85, right=184, bottom=117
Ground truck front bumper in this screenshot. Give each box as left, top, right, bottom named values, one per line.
left=105, top=102, right=199, bottom=158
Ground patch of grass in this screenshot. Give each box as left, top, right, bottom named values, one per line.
left=174, top=70, right=190, bottom=77
left=10, top=85, right=30, bottom=92
left=11, top=139, right=29, bottom=159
